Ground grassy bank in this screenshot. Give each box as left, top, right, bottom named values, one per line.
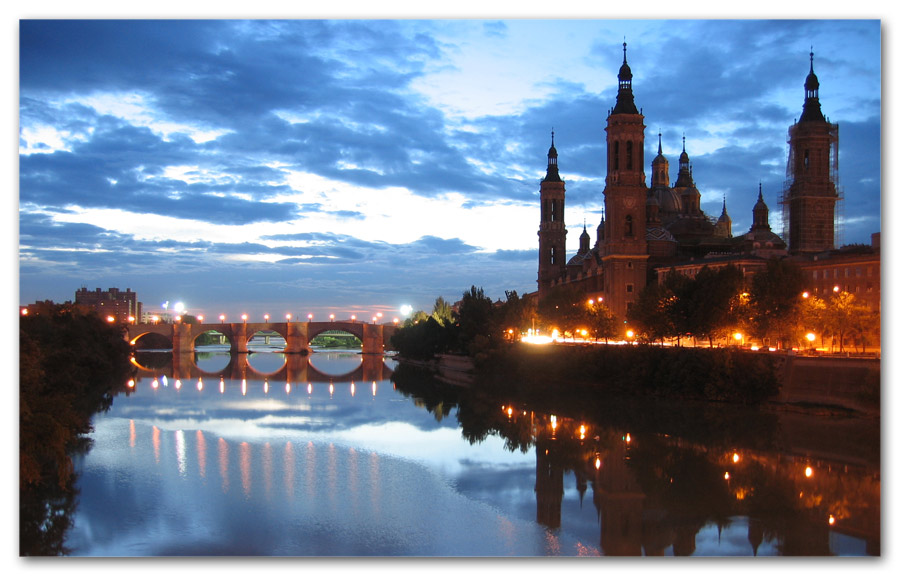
left=476, top=343, right=781, bottom=405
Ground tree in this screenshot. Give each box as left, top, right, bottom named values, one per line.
left=690, top=265, right=745, bottom=347
left=457, top=285, right=496, bottom=354
left=586, top=299, right=620, bottom=343
left=749, top=259, right=805, bottom=348
left=537, top=284, right=587, bottom=339
left=432, top=296, right=454, bottom=326
left=628, top=280, right=677, bottom=343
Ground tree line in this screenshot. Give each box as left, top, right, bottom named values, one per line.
left=391, top=258, right=879, bottom=361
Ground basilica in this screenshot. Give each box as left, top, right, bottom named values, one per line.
left=533, top=44, right=877, bottom=320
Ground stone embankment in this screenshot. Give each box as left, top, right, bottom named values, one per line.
left=770, top=354, right=880, bottom=416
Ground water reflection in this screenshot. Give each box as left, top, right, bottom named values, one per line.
left=65, top=352, right=878, bottom=556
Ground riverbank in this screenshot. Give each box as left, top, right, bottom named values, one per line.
left=398, top=343, right=880, bottom=417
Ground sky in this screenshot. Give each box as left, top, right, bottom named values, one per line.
left=14, top=7, right=884, bottom=323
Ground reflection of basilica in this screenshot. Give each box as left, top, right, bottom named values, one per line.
left=523, top=410, right=879, bottom=556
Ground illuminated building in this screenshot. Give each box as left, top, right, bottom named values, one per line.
left=74, top=286, right=142, bottom=322
left=533, top=45, right=879, bottom=321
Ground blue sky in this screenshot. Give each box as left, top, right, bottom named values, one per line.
left=15, top=8, right=884, bottom=322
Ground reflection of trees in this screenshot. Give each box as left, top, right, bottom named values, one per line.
left=394, top=365, right=880, bottom=555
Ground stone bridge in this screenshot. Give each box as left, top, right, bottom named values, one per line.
left=125, top=320, right=398, bottom=355
left=130, top=351, right=393, bottom=384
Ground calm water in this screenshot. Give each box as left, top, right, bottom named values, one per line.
left=65, top=349, right=880, bottom=556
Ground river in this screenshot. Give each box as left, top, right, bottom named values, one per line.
left=63, top=349, right=880, bottom=556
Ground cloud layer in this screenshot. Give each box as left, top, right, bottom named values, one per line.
left=18, top=19, right=881, bottom=319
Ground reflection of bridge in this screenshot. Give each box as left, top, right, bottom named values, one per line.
left=131, top=352, right=394, bottom=383
left=126, top=321, right=397, bottom=355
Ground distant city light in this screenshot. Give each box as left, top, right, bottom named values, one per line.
left=400, top=304, right=413, bottom=316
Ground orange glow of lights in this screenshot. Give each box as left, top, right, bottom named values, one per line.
left=805, top=466, right=814, bottom=478
left=286, top=314, right=292, bottom=321
left=264, top=381, right=269, bottom=394
left=107, top=315, right=115, bottom=323
left=829, top=515, right=835, bottom=525
left=219, top=379, right=225, bottom=394
left=329, top=383, right=334, bottom=396
left=579, top=425, right=586, bottom=440
left=351, top=314, right=356, bottom=321
left=626, top=329, right=634, bottom=338
left=21, top=308, right=28, bottom=316
left=351, top=382, right=356, bottom=396
left=264, top=314, right=269, bottom=321
left=197, top=379, right=203, bottom=391
left=550, top=415, right=557, bottom=431
left=241, top=379, right=247, bottom=396
left=806, top=332, right=816, bottom=342
left=308, top=313, right=313, bottom=320
left=152, top=379, right=159, bottom=389
left=219, top=314, right=226, bottom=322
left=330, top=314, right=335, bottom=320
left=307, top=383, right=313, bottom=395
left=733, top=332, right=743, bottom=342
left=625, top=433, right=631, bottom=443
left=372, top=381, right=377, bottom=396
left=733, top=452, right=741, bottom=463
left=802, top=291, right=810, bottom=298
left=507, top=407, right=514, bottom=417
left=833, top=285, right=840, bottom=292
left=127, top=379, right=135, bottom=388
left=197, top=315, right=204, bottom=322
left=724, top=472, right=730, bottom=480
left=595, top=457, right=602, bottom=470
left=241, top=314, right=247, bottom=322
left=286, top=383, right=291, bottom=394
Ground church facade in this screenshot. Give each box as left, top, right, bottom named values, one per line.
left=534, top=44, right=878, bottom=320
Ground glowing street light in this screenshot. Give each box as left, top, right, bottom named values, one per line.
left=329, top=314, right=335, bottom=321
left=308, top=313, right=313, bottom=321
left=219, top=314, right=226, bottom=323
left=351, top=314, right=357, bottom=322
left=107, top=315, right=115, bottom=323
left=286, top=313, right=292, bottom=321
left=264, top=314, right=269, bottom=323
left=197, top=315, right=204, bottom=323
left=733, top=332, right=743, bottom=345
left=241, top=314, right=247, bottom=323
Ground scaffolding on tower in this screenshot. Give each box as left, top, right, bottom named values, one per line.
left=779, top=122, right=842, bottom=249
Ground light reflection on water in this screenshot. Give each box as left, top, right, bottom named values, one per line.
left=67, top=351, right=878, bottom=557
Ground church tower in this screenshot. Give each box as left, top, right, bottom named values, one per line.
left=537, top=131, right=568, bottom=294
left=599, top=43, right=649, bottom=319
left=783, top=50, right=839, bottom=254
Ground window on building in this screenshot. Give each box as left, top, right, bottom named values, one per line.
left=625, top=215, right=633, bottom=237
left=845, top=268, right=850, bottom=278
left=626, top=141, right=633, bottom=170
left=613, top=141, right=619, bottom=171
left=626, top=261, right=633, bottom=269
left=626, top=283, right=634, bottom=293
left=856, top=267, right=862, bottom=277
left=812, top=270, right=818, bottom=280
left=550, top=246, right=556, bottom=265
left=823, top=270, right=828, bottom=279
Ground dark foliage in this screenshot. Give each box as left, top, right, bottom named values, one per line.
left=19, top=304, right=134, bottom=555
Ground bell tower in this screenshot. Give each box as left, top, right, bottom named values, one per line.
left=599, top=43, right=649, bottom=319
left=537, top=130, right=568, bottom=294
left=783, top=50, right=839, bottom=254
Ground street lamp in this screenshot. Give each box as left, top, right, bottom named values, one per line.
left=219, top=314, right=226, bottom=323
left=197, top=315, right=204, bottom=323
left=241, top=314, right=247, bottom=323
left=329, top=314, right=335, bottom=322
left=733, top=332, right=743, bottom=346
left=308, top=313, right=313, bottom=321
left=264, top=314, right=269, bottom=323
left=286, top=313, right=292, bottom=322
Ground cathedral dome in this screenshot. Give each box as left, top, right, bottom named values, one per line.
left=658, top=187, right=682, bottom=214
